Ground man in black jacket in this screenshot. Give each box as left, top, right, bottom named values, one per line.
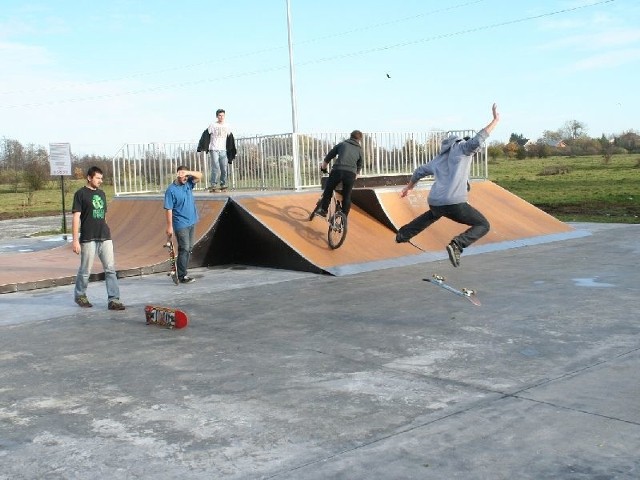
left=312, top=130, right=363, bottom=218
left=196, top=109, right=237, bottom=192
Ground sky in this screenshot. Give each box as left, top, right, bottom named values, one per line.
left=1, top=0, right=639, bottom=156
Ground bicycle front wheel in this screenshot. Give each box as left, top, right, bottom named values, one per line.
left=327, top=211, right=348, bottom=249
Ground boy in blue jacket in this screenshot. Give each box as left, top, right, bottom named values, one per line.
left=164, top=166, right=202, bottom=283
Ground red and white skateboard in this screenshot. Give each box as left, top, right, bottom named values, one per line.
left=144, top=305, right=189, bottom=329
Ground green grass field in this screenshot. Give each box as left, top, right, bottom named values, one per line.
left=0, top=179, right=115, bottom=220
left=1, top=154, right=638, bottom=224
left=488, top=154, right=640, bottom=223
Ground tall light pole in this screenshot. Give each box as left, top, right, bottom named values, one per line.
left=285, top=0, right=298, bottom=133
left=285, top=0, right=301, bottom=189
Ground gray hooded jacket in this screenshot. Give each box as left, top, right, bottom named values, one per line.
left=410, top=129, right=490, bottom=206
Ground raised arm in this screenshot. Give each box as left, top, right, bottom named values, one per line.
left=483, top=103, right=500, bottom=135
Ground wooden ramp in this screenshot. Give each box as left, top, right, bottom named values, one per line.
left=224, top=182, right=584, bottom=275
left=1, top=182, right=588, bottom=293
left=228, top=193, right=418, bottom=275
left=0, top=196, right=226, bottom=293
left=352, top=181, right=577, bottom=252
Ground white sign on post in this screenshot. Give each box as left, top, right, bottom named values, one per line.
left=49, top=143, right=72, bottom=176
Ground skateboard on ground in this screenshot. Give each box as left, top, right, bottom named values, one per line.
left=144, top=305, right=189, bottom=329
left=164, top=235, right=179, bottom=285
left=423, top=274, right=481, bottom=306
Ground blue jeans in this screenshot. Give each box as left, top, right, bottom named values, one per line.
left=209, top=150, right=228, bottom=187
left=175, top=225, right=195, bottom=280
left=74, top=240, right=120, bottom=300
left=398, top=202, right=490, bottom=249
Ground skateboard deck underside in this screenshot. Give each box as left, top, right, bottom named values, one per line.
left=144, top=305, right=188, bottom=329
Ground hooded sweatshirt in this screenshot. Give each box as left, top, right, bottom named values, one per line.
left=324, top=138, right=363, bottom=174
left=410, top=129, right=490, bottom=206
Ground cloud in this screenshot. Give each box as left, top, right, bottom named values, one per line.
left=0, top=41, right=52, bottom=70
left=567, top=48, right=640, bottom=71
left=537, top=27, right=640, bottom=52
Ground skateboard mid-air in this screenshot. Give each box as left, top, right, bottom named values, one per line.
left=423, top=274, right=481, bottom=306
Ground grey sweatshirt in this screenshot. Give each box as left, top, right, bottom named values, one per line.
left=410, top=129, right=490, bottom=206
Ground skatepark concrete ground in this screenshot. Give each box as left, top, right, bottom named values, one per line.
left=1, top=220, right=639, bottom=479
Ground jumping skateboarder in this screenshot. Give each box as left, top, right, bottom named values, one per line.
left=396, top=103, right=500, bottom=267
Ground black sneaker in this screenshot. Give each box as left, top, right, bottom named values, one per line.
left=395, top=232, right=410, bottom=243
left=75, top=296, right=93, bottom=308
left=108, top=300, right=126, bottom=311
left=180, top=276, right=195, bottom=284
left=446, top=242, right=461, bottom=268
left=219, top=185, right=228, bottom=191
left=313, top=208, right=328, bottom=218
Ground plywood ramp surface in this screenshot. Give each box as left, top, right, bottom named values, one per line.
left=234, top=193, right=416, bottom=272
left=374, top=181, right=574, bottom=251
left=106, top=197, right=225, bottom=270
left=2, top=182, right=582, bottom=291
left=0, top=196, right=225, bottom=292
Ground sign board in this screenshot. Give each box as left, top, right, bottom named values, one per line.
left=49, top=143, right=72, bottom=176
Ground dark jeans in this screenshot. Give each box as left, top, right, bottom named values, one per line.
left=320, top=169, right=357, bottom=215
left=175, top=225, right=195, bottom=279
left=397, top=202, right=490, bottom=250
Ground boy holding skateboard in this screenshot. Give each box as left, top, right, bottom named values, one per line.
left=164, top=166, right=202, bottom=283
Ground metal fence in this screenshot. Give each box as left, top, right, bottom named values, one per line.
left=112, top=130, right=487, bottom=195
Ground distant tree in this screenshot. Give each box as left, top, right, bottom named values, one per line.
left=536, top=141, right=551, bottom=158
left=562, top=120, right=588, bottom=139
left=614, top=130, right=640, bottom=153
left=503, top=142, right=519, bottom=159
left=0, top=138, right=25, bottom=172
left=487, top=142, right=504, bottom=161
left=526, top=141, right=550, bottom=158
left=22, top=159, right=50, bottom=193
left=559, top=136, right=600, bottom=156
left=0, top=168, right=20, bottom=192
left=540, top=129, right=564, bottom=145
left=74, top=154, right=113, bottom=184
left=600, top=134, right=614, bottom=164
left=73, top=166, right=86, bottom=179
left=22, top=144, right=50, bottom=193
left=509, top=133, right=529, bottom=146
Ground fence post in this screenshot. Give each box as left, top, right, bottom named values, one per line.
left=259, top=139, right=266, bottom=189
left=292, top=132, right=301, bottom=190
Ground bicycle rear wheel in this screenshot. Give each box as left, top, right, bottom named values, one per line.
left=327, top=211, right=348, bottom=249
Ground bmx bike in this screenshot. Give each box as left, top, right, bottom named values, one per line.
left=309, top=187, right=348, bottom=249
